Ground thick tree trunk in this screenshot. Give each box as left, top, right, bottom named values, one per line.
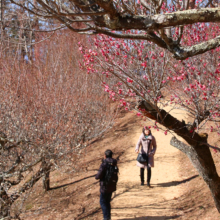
left=171, top=137, right=220, bottom=211
left=42, top=169, right=50, bottom=191
left=41, top=160, right=51, bottom=191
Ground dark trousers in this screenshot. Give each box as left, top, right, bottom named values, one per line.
left=100, top=192, right=112, bottom=220
left=140, top=167, right=151, bottom=184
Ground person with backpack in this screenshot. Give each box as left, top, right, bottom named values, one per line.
left=95, top=149, right=118, bottom=220
left=135, top=126, right=157, bottom=187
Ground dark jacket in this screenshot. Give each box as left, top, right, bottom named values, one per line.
left=95, top=157, right=118, bottom=193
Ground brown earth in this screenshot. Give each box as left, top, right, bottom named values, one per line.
left=18, top=108, right=220, bottom=220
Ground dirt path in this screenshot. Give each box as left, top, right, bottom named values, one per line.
left=111, top=108, right=188, bottom=220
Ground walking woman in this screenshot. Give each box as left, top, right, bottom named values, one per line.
left=135, top=126, right=157, bottom=187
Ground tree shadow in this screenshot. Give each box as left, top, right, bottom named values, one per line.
left=154, top=175, right=199, bottom=187
left=119, top=215, right=181, bottom=220
left=49, top=174, right=96, bottom=190
left=77, top=207, right=101, bottom=220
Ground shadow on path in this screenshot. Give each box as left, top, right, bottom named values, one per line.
left=49, top=174, right=96, bottom=190
left=120, top=215, right=181, bottom=220
left=155, top=175, right=199, bottom=187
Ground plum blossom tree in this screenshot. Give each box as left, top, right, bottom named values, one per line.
left=78, top=22, right=220, bottom=211
left=0, top=0, right=39, bottom=60
left=7, top=0, right=220, bottom=59
left=0, top=31, right=116, bottom=218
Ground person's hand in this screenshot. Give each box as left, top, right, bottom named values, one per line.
left=135, top=151, right=139, bottom=154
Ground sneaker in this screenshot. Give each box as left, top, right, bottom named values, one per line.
left=147, top=182, right=151, bottom=188
left=141, top=182, right=144, bottom=186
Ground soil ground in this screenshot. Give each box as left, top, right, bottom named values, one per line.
left=19, top=108, right=220, bottom=220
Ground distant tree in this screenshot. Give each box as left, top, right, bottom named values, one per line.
left=78, top=22, right=220, bottom=211
left=7, top=0, right=220, bottom=59
left=0, top=0, right=42, bottom=61
left=0, top=31, right=115, bottom=219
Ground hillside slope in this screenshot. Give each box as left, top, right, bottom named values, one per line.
left=19, top=109, right=220, bottom=220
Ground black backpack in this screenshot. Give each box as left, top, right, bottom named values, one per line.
left=103, top=162, right=119, bottom=190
